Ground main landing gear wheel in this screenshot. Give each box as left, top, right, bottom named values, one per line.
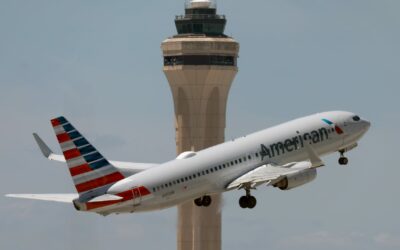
left=239, top=195, right=257, bottom=209
left=239, top=188, right=257, bottom=209
left=194, top=195, right=212, bottom=207
left=338, top=150, right=349, bottom=165
left=194, top=197, right=203, bottom=207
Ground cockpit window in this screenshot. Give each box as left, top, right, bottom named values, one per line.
left=352, top=115, right=360, bottom=121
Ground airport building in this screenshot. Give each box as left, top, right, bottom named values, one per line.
left=161, top=0, right=239, bottom=249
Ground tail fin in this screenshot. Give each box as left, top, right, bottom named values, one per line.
left=50, top=116, right=125, bottom=197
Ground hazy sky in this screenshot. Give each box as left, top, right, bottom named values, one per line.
left=1, top=1, right=399, bottom=250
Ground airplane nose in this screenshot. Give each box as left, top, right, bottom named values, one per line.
left=361, top=120, right=371, bottom=131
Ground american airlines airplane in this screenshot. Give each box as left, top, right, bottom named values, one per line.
left=7, top=111, right=370, bottom=215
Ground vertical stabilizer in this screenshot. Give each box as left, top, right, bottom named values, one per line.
left=50, top=116, right=125, bottom=197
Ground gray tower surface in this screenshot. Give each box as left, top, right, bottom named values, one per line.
left=161, top=1, right=239, bottom=250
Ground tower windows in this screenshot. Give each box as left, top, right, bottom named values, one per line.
left=164, top=55, right=236, bottom=66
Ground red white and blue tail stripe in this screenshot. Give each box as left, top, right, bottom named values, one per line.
left=51, top=116, right=125, bottom=196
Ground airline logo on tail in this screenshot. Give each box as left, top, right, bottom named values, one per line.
left=51, top=117, right=125, bottom=195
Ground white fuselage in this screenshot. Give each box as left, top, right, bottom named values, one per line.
left=96, top=111, right=369, bottom=214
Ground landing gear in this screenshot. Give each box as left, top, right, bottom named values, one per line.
left=239, top=188, right=257, bottom=209
left=194, top=195, right=212, bottom=207
left=194, top=197, right=203, bottom=206
left=338, top=150, right=349, bottom=165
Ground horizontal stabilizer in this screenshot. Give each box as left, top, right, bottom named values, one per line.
left=6, top=194, right=78, bottom=203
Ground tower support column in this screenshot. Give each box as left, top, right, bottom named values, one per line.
left=161, top=1, right=239, bottom=249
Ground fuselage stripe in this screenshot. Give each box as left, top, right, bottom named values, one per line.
left=76, top=172, right=124, bottom=193
left=84, top=186, right=151, bottom=211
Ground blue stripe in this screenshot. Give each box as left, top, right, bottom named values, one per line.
left=74, top=138, right=89, bottom=147
left=322, top=118, right=333, bottom=125
left=68, top=131, right=81, bottom=140
left=84, top=152, right=102, bottom=163
left=79, top=145, right=96, bottom=155
left=63, top=123, right=75, bottom=132
left=89, top=159, right=109, bottom=170
left=57, top=117, right=68, bottom=124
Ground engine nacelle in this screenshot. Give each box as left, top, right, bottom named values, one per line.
left=273, top=168, right=317, bottom=190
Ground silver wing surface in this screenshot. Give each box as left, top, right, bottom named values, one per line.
left=33, top=133, right=159, bottom=173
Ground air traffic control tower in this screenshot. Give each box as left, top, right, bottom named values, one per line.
left=161, top=1, right=239, bottom=250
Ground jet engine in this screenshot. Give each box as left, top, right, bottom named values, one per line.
left=273, top=168, right=317, bottom=190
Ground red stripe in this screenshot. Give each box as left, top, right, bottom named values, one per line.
left=138, top=186, right=151, bottom=196
left=86, top=200, right=120, bottom=210
left=70, top=163, right=92, bottom=176
left=56, top=133, right=70, bottom=143
left=85, top=186, right=151, bottom=211
left=63, top=148, right=81, bottom=160
left=75, top=172, right=124, bottom=193
left=51, top=119, right=61, bottom=127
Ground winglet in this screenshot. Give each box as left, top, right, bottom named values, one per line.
left=33, top=133, right=52, bottom=158
left=33, top=133, right=65, bottom=162
left=304, top=142, right=324, bottom=168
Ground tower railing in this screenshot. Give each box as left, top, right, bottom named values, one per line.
left=175, top=14, right=225, bottom=20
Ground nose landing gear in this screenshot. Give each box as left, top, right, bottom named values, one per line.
left=338, top=150, right=349, bottom=165
left=239, top=188, right=257, bottom=209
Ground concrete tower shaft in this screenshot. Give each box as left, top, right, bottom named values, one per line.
left=162, top=2, right=239, bottom=250
left=162, top=37, right=239, bottom=152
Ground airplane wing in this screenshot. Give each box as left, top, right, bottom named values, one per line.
left=33, top=133, right=159, bottom=172
left=5, top=194, right=78, bottom=203
left=227, top=144, right=324, bottom=190
left=226, top=163, right=306, bottom=190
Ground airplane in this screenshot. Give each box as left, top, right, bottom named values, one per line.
left=6, top=111, right=370, bottom=215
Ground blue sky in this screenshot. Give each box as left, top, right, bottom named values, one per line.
left=0, top=1, right=399, bottom=250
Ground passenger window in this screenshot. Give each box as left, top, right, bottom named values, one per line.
left=197, top=173, right=201, bottom=177
left=255, top=153, right=259, bottom=157
left=219, top=165, right=222, bottom=170
left=239, top=159, right=242, bottom=163
left=214, top=166, right=218, bottom=171
left=210, top=168, right=214, bottom=173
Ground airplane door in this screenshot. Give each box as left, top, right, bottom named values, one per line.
left=131, top=187, right=141, bottom=206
